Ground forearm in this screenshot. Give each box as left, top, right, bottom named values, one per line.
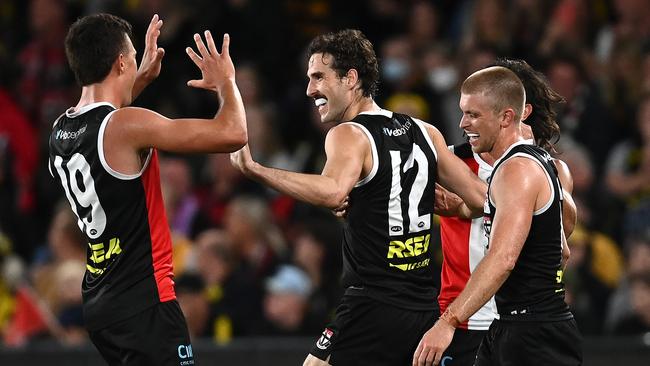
left=245, top=163, right=345, bottom=209
left=131, top=74, right=151, bottom=102
left=214, top=79, right=247, bottom=141
left=457, top=202, right=482, bottom=219
left=444, top=254, right=510, bottom=324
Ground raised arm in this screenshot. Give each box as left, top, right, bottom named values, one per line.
left=131, top=14, right=165, bottom=101
left=230, top=123, right=369, bottom=209
left=107, top=31, right=247, bottom=156
left=423, top=123, right=486, bottom=217
left=413, top=157, right=543, bottom=366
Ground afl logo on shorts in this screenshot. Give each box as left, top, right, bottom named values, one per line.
left=316, top=328, right=334, bottom=350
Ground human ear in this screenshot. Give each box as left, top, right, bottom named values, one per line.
left=522, top=104, right=532, bottom=121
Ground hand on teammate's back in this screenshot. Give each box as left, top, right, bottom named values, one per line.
left=186, top=31, right=235, bottom=93
left=433, top=183, right=464, bottom=217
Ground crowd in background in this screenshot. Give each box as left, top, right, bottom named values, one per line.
left=1, top=0, right=649, bottom=347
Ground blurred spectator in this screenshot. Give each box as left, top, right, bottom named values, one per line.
left=193, top=229, right=263, bottom=341
left=612, top=271, right=650, bottom=335
left=406, top=1, right=440, bottom=52
left=547, top=54, right=617, bottom=175
left=462, top=0, right=511, bottom=54
left=160, top=157, right=205, bottom=238
left=605, top=93, right=650, bottom=238
left=195, top=153, right=261, bottom=228
left=0, top=89, right=39, bottom=259
left=608, top=235, right=650, bottom=334
left=290, top=213, right=343, bottom=326
left=17, top=0, right=75, bottom=131
left=564, top=225, right=624, bottom=334
left=175, top=273, right=211, bottom=340
left=30, top=202, right=86, bottom=344
left=260, top=264, right=317, bottom=335
left=419, top=43, right=463, bottom=144
left=224, top=196, right=285, bottom=281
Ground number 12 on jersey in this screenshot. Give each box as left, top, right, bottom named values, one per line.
left=388, top=144, right=431, bottom=236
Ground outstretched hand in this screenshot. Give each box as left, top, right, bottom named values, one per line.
left=230, top=144, right=255, bottom=176
left=132, top=14, right=165, bottom=100
left=186, top=31, right=235, bottom=92
left=138, top=14, right=165, bottom=81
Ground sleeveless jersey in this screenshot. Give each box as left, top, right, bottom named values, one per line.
left=484, top=141, right=572, bottom=321
left=48, top=102, right=175, bottom=331
left=342, top=109, right=438, bottom=311
left=439, top=142, right=498, bottom=330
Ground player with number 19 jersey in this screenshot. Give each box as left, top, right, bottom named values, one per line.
left=48, top=102, right=175, bottom=331
left=342, top=109, right=438, bottom=311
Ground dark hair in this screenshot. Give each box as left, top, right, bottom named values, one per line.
left=307, top=29, right=379, bottom=98
left=65, top=13, right=133, bottom=86
left=492, top=58, right=563, bottom=152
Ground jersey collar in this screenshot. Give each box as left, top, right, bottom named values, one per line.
left=65, top=102, right=116, bottom=118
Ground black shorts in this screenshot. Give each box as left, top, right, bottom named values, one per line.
left=475, top=318, right=582, bottom=366
left=88, top=300, right=194, bottom=366
left=309, top=294, right=437, bottom=366
left=440, top=328, right=487, bottom=366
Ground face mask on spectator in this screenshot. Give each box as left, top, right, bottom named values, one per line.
left=427, top=65, right=457, bottom=92
left=382, top=58, right=410, bottom=82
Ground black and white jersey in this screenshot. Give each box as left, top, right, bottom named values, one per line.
left=342, top=109, right=438, bottom=311
left=484, top=140, right=572, bottom=321
left=48, top=102, right=175, bottom=331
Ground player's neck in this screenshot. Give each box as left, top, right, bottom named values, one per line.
left=490, top=129, right=528, bottom=161
left=342, top=95, right=378, bottom=121
left=75, top=80, right=123, bottom=111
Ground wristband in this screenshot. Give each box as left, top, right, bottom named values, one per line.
left=440, top=308, right=461, bottom=328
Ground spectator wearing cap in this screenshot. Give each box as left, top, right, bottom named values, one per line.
left=261, top=264, right=320, bottom=336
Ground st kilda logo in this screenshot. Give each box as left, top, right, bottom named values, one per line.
left=316, top=328, right=334, bottom=350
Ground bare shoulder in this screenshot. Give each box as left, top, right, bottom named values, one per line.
left=416, top=119, right=442, bottom=139
left=327, top=122, right=370, bottom=144
left=493, top=156, right=545, bottom=189
left=110, top=106, right=164, bottom=124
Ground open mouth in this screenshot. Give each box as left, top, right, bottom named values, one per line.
left=466, top=132, right=479, bottom=144
left=315, top=97, right=327, bottom=111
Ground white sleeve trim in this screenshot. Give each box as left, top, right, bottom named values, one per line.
left=412, top=118, right=438, bottom=162
left=489, top=153, right=555, bottom=215
left=97, top=111, right=152, bottom=180
left=344, top=122, right=379, bottom=187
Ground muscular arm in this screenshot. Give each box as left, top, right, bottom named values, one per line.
left=104, top=32, right=247, bottom=174
left=423, top=123, right=486, bottom=217
left=232, top=123, right=369, bottom=209
left=446, top=158, right=541, bottom=322
left=413, top=158, right=544, bottom=366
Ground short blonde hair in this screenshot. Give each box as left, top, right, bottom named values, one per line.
left=461, top=66, right=525, bottom=119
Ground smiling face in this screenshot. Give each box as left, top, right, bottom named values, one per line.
left=306, top=53, right=353, bottom=124
left=459, top=91, right=502, bottom=154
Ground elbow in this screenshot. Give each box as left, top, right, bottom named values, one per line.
left=219, top=129, right=248, bottom=152
left=322, top=190, right=347, bottom=210
left=231, top=129, right=248, bottom=150
left=493, top=252, right=518, bottom=272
